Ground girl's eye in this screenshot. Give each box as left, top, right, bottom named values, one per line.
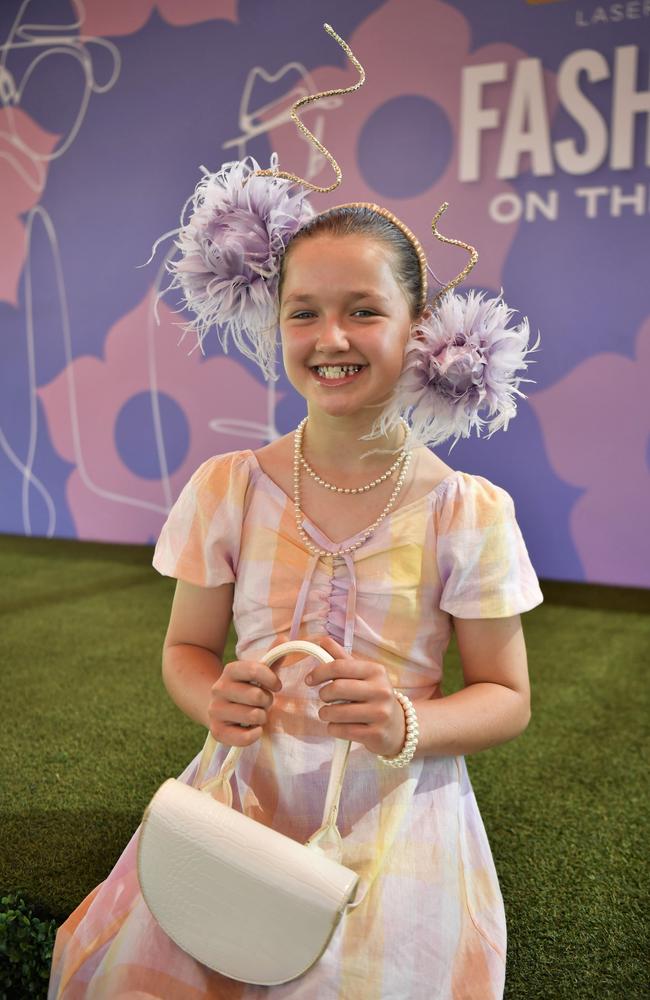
left=288, top=309, right=378, bottom=320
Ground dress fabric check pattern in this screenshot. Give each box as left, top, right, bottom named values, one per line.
left=48, top=449, right=543, bottom=1000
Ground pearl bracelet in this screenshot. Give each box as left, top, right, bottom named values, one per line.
left=377, top=690, right=420, bottom=768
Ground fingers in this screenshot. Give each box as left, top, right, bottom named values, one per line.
left=319, top=696, right=393, bottom=726
left=317, top=634, right=348, bottom=658
left=303, top=644, right=396, bottom=743
left=315, top=678, right=369, bottom=703
left=208, top=658, right=282, bottom=747
left=210, top=723, right=264, bottom=747
left=225, top=679, right=274, bottom=709
left=306, top=656, right=379, bottom=687
left=318, top=633, right=345, bottom=649
left=319, top=701, right=372, bottom=724
left=211, top=698, right=269, bottom=728
left=227, top=659, right=282, bottom=693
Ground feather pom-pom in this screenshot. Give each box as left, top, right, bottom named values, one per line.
left=166, top=153, right=314, bottom=381
left=367, top=289, right=541, bottom=452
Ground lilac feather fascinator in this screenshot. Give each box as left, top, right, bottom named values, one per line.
left=366, top=288, right=541, bottom=453
left=164, top=153, right=314, bottom=381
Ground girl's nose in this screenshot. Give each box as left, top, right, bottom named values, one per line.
left=315, top=323, right=350, bottom=351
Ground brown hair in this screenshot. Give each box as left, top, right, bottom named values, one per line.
left=277, top=206, right=425, bottom=320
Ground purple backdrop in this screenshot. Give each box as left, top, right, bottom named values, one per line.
left=1, top=0, right=648, bottom=586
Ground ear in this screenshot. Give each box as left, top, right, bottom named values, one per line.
left=408, top=304, right=433, bottom=342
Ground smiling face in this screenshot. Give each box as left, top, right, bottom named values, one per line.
left=279, top=234, right=413, bottom=422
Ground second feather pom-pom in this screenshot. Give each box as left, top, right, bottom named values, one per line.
left=167, top=153, right=314, bottom=381
left=370, top=289, right=541, bottom=452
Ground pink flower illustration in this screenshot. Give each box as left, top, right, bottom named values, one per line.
left=529, top=317, right=650, bottom=587
left=37, top=287, right=273, bottom=543
left=267, top=0, right=558, bottom=292
left=79, top=0, right=238, bottom=37
left=0, top=108, right=59, bottom=305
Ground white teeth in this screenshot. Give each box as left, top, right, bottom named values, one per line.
left=315, top=365, right=363, bottom=379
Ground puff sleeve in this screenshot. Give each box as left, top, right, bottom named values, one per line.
left=152, top=451, right=251, bottom=587
left=435, top=472, right=543, bottom=618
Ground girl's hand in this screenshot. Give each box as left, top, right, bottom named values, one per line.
left=208, top=658, right=282, bottom=747
left=306, top=635, right=406, bottom=757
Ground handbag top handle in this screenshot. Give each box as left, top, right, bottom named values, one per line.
left=192, top=640, right=353, bottom=862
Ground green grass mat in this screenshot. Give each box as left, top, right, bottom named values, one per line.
left=1, top=534, right=648, bottom=998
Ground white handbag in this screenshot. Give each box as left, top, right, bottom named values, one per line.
left=137, top=640, right=360, bottom=986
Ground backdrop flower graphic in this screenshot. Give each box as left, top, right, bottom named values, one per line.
left=0, top=108, right=59, bottom=305
left=78, top=0, right=238, bottom=36
left=37, top=288, right=273, bottom=542
left=529, top=316, right=650, bottom=587
left=266, top=0, right=558, bottom=293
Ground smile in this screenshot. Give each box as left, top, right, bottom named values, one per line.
left=310, top=364, right=367, bottom=384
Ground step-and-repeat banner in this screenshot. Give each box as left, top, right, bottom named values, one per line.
left=1, top=0, right=648, bottom=586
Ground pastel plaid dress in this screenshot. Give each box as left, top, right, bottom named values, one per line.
left=48, top=448, right=543, bottom=1000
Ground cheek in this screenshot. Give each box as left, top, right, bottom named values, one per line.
left=393, top=327, right=412, bottom=361
left=279, top=333, right=308, bottom=386
left=279, top=324, right=293, bottom=353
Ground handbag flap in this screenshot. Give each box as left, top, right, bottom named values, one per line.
left=137, top=778, right=359, bottom=986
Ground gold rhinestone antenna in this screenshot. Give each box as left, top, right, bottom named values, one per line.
left=250, top=23, right=365, bottom=194
left=429, top=203, right=479, bottom=307
left=248, top=22, right=479, bottom=309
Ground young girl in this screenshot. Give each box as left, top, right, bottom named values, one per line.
left=48, top=205, right=543, bottom=1000
left=49, top=27, right=543, bottom=1000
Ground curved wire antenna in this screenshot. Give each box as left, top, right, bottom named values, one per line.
left=248, top=22, right=365, bottom=193
left=429, top=203, right=479, bottom=305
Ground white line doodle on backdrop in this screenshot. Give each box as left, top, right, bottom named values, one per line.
left=146, top=245, right=177, bottom=513
left=222, top=61, right=341, bottom=182
left=0, top=0, right=121, bottom=193
left=0, top=2, right=171, bottom=533
left=24, top=206, right=172, bottom=524
left=0, top=1, right=195, bottom=531
left=0, top=1, right=125, bottom=536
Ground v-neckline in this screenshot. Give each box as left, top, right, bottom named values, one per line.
left=245, top=450, right=460, bottom=549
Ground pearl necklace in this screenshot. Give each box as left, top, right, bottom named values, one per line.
left=298, top=417, right=411, bottom=493
left=293, top=418, right=413, bottom=559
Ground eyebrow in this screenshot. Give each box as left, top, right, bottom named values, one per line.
left=283, top=290, right=391, bottom=306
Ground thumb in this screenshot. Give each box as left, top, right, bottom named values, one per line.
left=316, top=633, right=347, bottom=658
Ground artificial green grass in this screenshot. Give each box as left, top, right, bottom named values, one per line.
left=1, top=533, right=648, bottom=998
